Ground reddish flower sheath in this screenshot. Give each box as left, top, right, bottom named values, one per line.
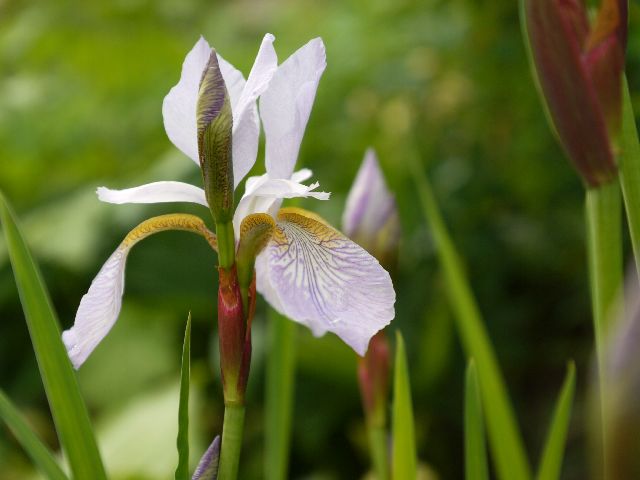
left=218, top=266, right=253, bottom=404
left=358, top=331, right=391, bottom=426
left=524, top=0, right=626, bottom=186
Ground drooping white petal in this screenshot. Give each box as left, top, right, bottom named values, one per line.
left=342, top=149, right=399, bottom=248
left=62, top=245, right=130, bottom=368
left=97, top=181, right=208, bottom=207
left=260, top=38, right=327, bottom=180
left=162, top=37, right=211, bottom=164
left=256, top=208, right=395, bottom=355
left=232, top=171, right=330, bottom=233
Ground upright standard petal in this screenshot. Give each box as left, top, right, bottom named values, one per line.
left=63, top=214, right=217, bottom=368
left=97, top=181, right=208, bottom=206
left=163, top=37, right=212, bottom=164
left=231, top=34, right=278, bottom=188
left=256, top=208, right=395, bottom=355
left=260, top=38, right=327, bottom=180
left=232, top=171, right=330, bottom=234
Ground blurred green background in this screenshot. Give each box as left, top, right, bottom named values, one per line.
left=1, top=0, right=640, bottom=478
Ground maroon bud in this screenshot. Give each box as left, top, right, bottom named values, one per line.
left=358, top=331, right=391, bottom=426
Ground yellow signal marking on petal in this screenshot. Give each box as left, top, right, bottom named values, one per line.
left=274, top=207, right=343, bottom=248
left=239, top=213, right=276, bottom=252
left=121, top=213, right=217, bottom=251
left=277, top=207, right=333, bottom=228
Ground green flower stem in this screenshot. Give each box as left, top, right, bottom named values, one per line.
left=218, top=403, right=246, bottom=480
left=619, top=76, right=640, bottom=278
left=412, top=162, right=531, bottom=480
left=367, top=422, right=389, bottom=480
left=265, top=310, right=296, bottom=480
left=586, top=181, right=622, bottom=377
left=217, top=221, right=236, bottom=270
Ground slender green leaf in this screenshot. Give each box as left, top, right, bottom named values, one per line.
left=465, top=360, right=489, bottom=480
left=0, top=193, right=107, bottom=479
left=265, top=309, right=296, bottom=480
left=391, top=331, right=417, bottom=480
left=619, top=75, right=640, bottom=278
left=175, top=315, right=192, bottom=480
left=0, top=389, right=68, bottom=480
left=412, top=163, right=531, bottom=480
left=536, top=362, right=576, bottom=480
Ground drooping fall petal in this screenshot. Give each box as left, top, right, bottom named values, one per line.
left=256, top=207, right=395, bottom=355
left=62, top=214, right=216, bottom=368
left=260, top=38, right=327, bottom=180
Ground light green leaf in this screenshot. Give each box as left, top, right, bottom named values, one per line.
left=536, top=362, right=576, bottom=480
left=465, top=360, right=489, bottom=480
left=264, top=310, right=297, bottom=480
left=392, top=331, right=417, bottom=480
left=0, top=389, right=68, bottom=480
left=0, top=192, right=107, bottom=479
left=175, top=315, right=192, bottom=480
left=412, top=163, right=531, bottom=480
left=619, top=75, right=640, bottom=278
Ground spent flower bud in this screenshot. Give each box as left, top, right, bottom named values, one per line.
left=524, top=0, right=626, bottom=186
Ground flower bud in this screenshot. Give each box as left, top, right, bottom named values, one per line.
left=524, top=0, right=626, bottom=186
left=197, top=51, right=234, bottom=223
left=192, top=435, right=221, bottom=480
left=358, top=331, right=391, bottom=426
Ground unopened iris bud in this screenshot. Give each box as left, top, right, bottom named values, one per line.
left=197, top=51, right=234, bottom=223
left=342, top=149, right=400, bottom=274
left=524, top=0, right=626, bottom=186
left=358, top=331, right=391, bottom=426
left=192, top=436, right=221, bottom=480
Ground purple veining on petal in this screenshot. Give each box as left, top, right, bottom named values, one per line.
left=192, top=436, right=221, bottom=480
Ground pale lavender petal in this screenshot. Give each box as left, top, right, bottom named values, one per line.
left=192, top=436, right=221, bottom=480
left=260, top=38, right=326, bottom=180
left=62, top=245, right=129, bottom=368
left=97, top=182, right=208, bottom=207
left=342, top=148, right=398, bottom=241
left=257, top=209, right=396, bottom=355
left=232, top=171, right=330, bottom=234
left=163, top=37, right=211, bottom=164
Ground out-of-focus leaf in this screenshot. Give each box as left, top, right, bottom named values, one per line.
left=392, top=331, right=417, bottom=480
left=465, top=360, right=489, bottom=480
left=412, top=164, right=531, bottom=480
left=0, top=389, right=68, bottom=480
left=536, top=362, right=576, bottom=480
left=193, top=436, right=221, bottom=480
left=176, top=315, right=192, bottom=480
left=0, top=192, right=107, bottom=480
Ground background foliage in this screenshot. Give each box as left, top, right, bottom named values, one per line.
left=1, top=0, right=640, bottom=478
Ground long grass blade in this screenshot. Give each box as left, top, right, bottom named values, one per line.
left=412, top=163, right=531, bottom=480
left=0, top=389, right=68, bottom=480
left=619, top=75, right=640, bottom=278
left=175, top=315, right=192, bottom=480
left=465, top=359, right=489, bottom=480
left=536, top=362, right=576, bottom=480
left=264, top=309, right=296, bottom=480
left=391, top=331, right=417, bottom=480
left=0, top=193, right=107, bottom=479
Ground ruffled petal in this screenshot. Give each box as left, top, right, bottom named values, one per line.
left=162, top=37, right=211, bottom=164
left=97, top=181, right=208, bottom=206
left=62, top=245, right=129, bottom=368
left=232, top=171, right=330, bottom=233
left=342, top=149, right=399, bottom=252
left=260, top=38, right=326, bottom=179
left=256, top=208, right=395, bottom=355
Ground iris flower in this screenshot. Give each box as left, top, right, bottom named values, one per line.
left=63, top=34, right=396, bottom=368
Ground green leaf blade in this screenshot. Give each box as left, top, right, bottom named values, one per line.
left=536, top=362, right=576, bottom=480
left=392, top=331, right=417, bottom=480
left=0, top=389, right=69, bottom=480
left=175, top=315, right=192, bottom=480
left=0, top=193, right=106, bottom=479
left=412, top=164, right=531, bottom=480
left=465, top=360, right=489, bottom=480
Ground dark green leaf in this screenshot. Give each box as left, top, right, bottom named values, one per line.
left=465, top=359, right=489, bottom=480
left=175, top=315, right=192, bottom=480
